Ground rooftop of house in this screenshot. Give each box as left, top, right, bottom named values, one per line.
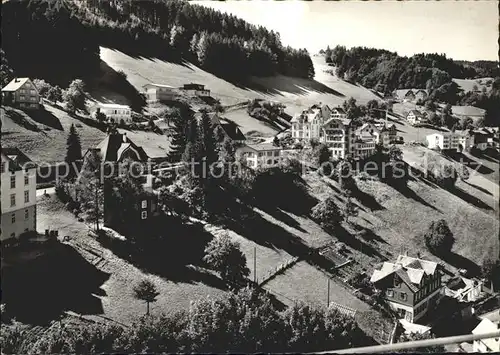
left=370, top=254, right=439, bottom=290
left=408, top=110, right=425, bottom=117
left=1, top=147, right=36, bottom=171
left=95, top=103, right=131, bottom=109
left=1, top=77, right=32, bottom=92
left=244, top=143, right=282, bottom=152
left=323, top=117, right=352, bottom=127
left=451, top=105, right=486, bottom=116
left=143, top=83, right=176, bottom=89
left=472, top=318, right=500, bottom=351
left=219, top=123, right=246, bottom=141
left=94, top=133, right=149, bottom=162
left=394, top=89, right=428, bottom=97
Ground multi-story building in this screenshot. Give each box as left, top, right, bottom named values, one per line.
left=426, top=132, right=474, bottom=152
left=1, top=147, right=37, bottom=243
left=236, top=143, right=282, bottom=169
left=370, top=254, right=442, bottom=323
left=83, top=133, right=160, bottom=230
left=291, top=104, right=335, bottom=141
left=406, top=110, right=426, bottom=126
left=90, top=103, right=132, bottom=125
left=393, top=89, right=428, bottom=103
left=181, top=83, right=210, bottom=97
left=1, top=77, right=41, bottom=110
left=374, top=123, right=398, bottom=146
left=320, top=117, right=354, bottom=159
left=142, top=83, right=176, bottom=103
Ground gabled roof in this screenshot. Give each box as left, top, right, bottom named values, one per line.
left=323, top=117, right=351, bottom=127
left=219, top=123, right=246, bottom=141
left=1, top=147, right=36, bottom=171
left=472, top=318, right=500, bottom=351
left=244, top=143, right=281, bottom=152
left=408, top=110, right=424, bottom=117
left=370, top=255, right=438, bottom=290
left=95, top=133, right=149, bottom=162
left=394, top=89, right=415, bottom=98
left=331, top=106, right=346, bottom=114
left=95, top=103, right=130, bottom=109
left=2, top=78, right=32, bottom=92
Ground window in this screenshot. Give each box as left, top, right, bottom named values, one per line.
left=10, top=194, right=16, bottom=207
left=1, top=162, right=5, bottom=173
left=20, top=95, right=25, bottom=101
left=399, top=292, right=407, bottom=301
left=267, top=159, right=272, bottom=165
left=11, top=213, right=16, bottom=223
left=25, top=209, right=29, bottom=220
left=274, top=151, right=280, bottom=157
left=30, top=89, right=35, bottom=95
left=141, top=200, right=147, bottom=209
left=24, top=191, right=29, bottom=203
left=387, top=290, right=394, bottom=297
left=10, top=175, right=16, bottom=188
left=24, top=175, right=29, bottom=185
left=141, top=211, right=147, bottom=219
left=20, top=89, right=25, bottom=94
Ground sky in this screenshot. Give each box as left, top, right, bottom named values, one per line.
left=191, top=0, right=498, bottom=61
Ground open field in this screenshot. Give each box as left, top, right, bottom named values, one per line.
left=1, top=104, right=170, bottom=163
left=99, top=48, right=381, bottom=136
left=453, top=77, right=494, bottom=93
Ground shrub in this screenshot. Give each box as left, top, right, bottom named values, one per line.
left=311, top=197, right=343, bottom=231
left=423, top=219, right=455, bottom=254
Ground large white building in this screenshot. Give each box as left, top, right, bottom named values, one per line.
left=237, top=143, right=282, bottom=169
left=1, top=148, right=37, bottom=243
left=142, top=83, right=177, bottom=103
left=90, top=103, right=132, bottom=125
left=291, top=104, right=335, bottom=141
left=426, top=132, right=474, bottom=152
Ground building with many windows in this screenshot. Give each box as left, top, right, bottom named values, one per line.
left=291, top=104, right=336, bottom=141
left=90, top=103, right=132, bottom=125
left=370, top=254, right=442, bottom=324
left=1, top=78, right=41, bottom=110
left=236, top=143, right=282, bottom=169
left=142, top=83, right=177, bottom=103
left=426, top=132, right=474, bottom=152
left=1, top=147, right=37, bottom=243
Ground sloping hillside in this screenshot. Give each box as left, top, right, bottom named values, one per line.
left=453, top=77, right=494, bottom=94
left=99, top=48, right=382, bottom=137
left=1, top=104, right=170, bottom=163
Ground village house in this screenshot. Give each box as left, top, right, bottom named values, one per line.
left=472, top=127, right=498, bottom=150
left=1, top=147, right=37, bottom=244
left=444, top=276, right=484, bottom=303
left=406, top=110, right=426, bottom=126
left=320, top=116, right=354, bottom=159
left=142, top=83, right=176, bottom=103
left=236, top=143, right=282, bottom=169
left=181, top=83, right=210, bottom=97
left=374, top=122, right=398, bottom=146
left=291, top=104, right=336, bottom=141
left=1, top=77, right=41, bottom=110
left=370, top=254, right=442, bottom=324
left=426, top=132, right=474, bottom=152
left=197, top=112, right=247, bottom=144
left=393, top=89, right=428, bottom=103
left=472, top=318, right=500, bottom=353
left=83, top=133, right=160, bottom=229
left=90, top=103, right=132, bottom=125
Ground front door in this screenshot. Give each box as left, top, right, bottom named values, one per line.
left=405, top=310, right=413, bottom=322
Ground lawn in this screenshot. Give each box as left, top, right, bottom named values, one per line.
left=35, top=195, right=226, bottom=325
left=263, top=260, right=370, bottom=311
left=452, top=77, right=494, bottom=94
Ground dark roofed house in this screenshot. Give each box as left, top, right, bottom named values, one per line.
left=218, top=123, right=246, bottom=144
left=83, top=133, right=159, bottom=231
left=181, top=83, right=210, bottom=97
left=370, top=254, right=442, bottom=324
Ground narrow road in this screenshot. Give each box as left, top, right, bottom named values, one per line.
left=37, top=187, right=55, bottom=197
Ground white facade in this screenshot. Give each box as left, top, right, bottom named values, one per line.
left=1, top=151, right=37, bottom=241
left=407, top=110, right=425, bottom=125
left=472, top=318, right=500, bottom=353
left=91, top=103, right=132, bottom=124
left=143, top=83, right=176, bottom=103
left=426, top=133, right=473, bottom=151
left=237, top=145, right=282, bottom=169
left=291, top=105, right=340, bottom=141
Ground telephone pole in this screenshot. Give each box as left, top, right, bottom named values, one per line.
left=253, top=247, right=257, bottom=284
left=327, top=278, right=330, bottom=307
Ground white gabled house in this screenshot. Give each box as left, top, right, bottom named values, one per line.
left=142, top=83, right=177, bottom=103
left=236, top=143, right=282, bottom=169
left=1, top=77, right=41, bottom=110
left=90, top=103, right=132, bottom=125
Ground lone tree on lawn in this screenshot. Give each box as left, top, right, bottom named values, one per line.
left=65, top=124, right=82, bottom=179
left=311, top=197, right=343, bottom=232
left=133, top=279, right=160, bottom=316
left=203, top=233, right=250, bottom=286
left=343, top=196, right=358, bottom=224
left=423, top=219, right=455, bottom=255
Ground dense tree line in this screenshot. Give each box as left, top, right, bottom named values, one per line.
left=1, top=288, right=370, bottom=353
left=2, top=0, right=101, bottom=86
left=323, top=45, right=497, bottom=94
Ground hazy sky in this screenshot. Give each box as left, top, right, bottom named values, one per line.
left=191, top=0, right=498, bottom=61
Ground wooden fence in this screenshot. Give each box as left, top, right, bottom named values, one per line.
left=329, top=301, right=357, bottom=317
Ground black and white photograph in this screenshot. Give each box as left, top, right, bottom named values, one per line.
left=1, top=0, right=499, bottom=353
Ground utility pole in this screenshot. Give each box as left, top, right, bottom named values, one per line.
left=253, top=247, right=257, bottom=284
left=327, top=278, right=330, bottom=307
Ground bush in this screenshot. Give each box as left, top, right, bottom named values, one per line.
left=311, top=197, right=343, bottom=231
left=423, top=219, right=455, bottom=254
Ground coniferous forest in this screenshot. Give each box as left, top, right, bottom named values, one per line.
left=1, top=0, right=315, bottom=86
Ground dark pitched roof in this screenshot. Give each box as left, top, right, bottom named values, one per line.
left=95, top=133, right=149, bottom=162
left=1, top=147, right=36, bottom=171
left=219, top=123, right=246, bottom=141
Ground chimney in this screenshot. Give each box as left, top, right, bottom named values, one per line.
left=122, top=132, right=127, bottom=142
left=14, top=77, right=18, bottom=82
